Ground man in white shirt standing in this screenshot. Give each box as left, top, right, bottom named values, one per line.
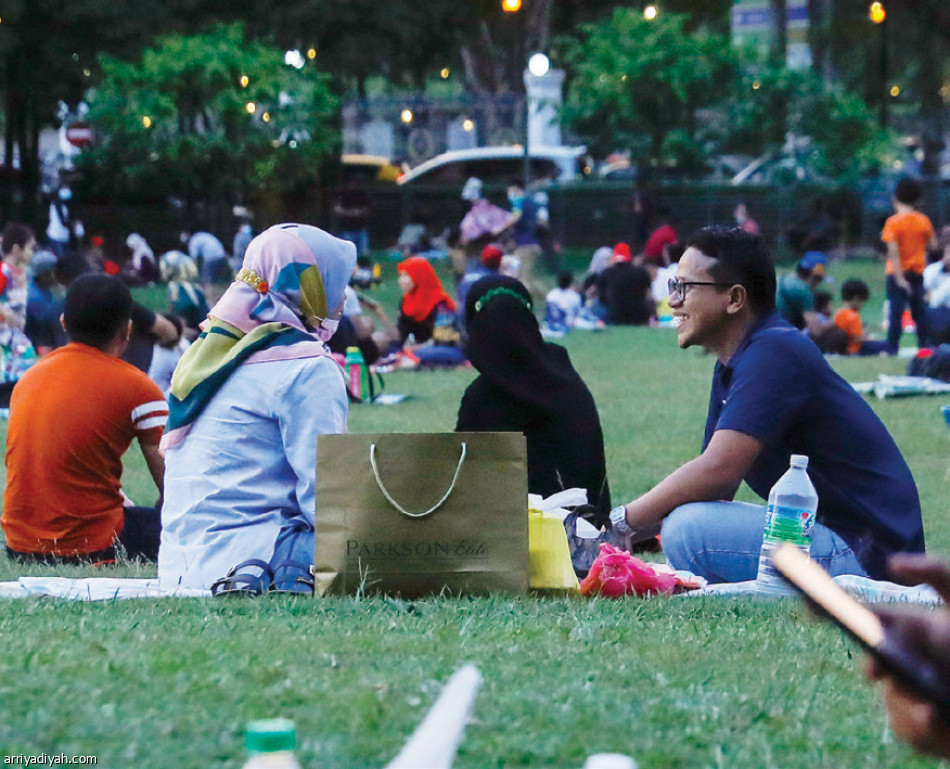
left=923, top=226, right=950, bottom=345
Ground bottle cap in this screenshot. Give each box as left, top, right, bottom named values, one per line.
left=246, top=719, right=296, bottom=754
left=583, top=755, right=638, bottom=769
left=790, top=454, right=809, bottom=469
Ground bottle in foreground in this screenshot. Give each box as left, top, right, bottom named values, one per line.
left=756, top=454, right=818, bottom=595
left=583, top=754, right=638, bottom=769
left=242, top=719, right=301, bottom=769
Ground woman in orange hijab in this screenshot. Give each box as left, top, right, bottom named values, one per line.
left=397, top=256, right=456, bottom=344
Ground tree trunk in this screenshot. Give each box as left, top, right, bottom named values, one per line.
left=917, top=2, right=945, bottom=177
left=769, top=0, right=787, bottom=66
left=807, top=0, right=834, bottom=81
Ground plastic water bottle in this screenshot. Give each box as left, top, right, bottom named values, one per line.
left=242, top=719, right=301, bottom=769
left=583, top=754, right=638, bottom=769
left=345, top=346, right=365, bottom=400
left=756, top=454, right=818, bottom=595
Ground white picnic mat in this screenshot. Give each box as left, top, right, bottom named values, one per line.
left=685, top=574, right=941, bottom=604
left=0, top=577, right=207, bottom=600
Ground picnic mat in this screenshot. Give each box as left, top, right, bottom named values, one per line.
left=0, top=577, right=206, bottom=601
left=0, top=572, right=941, bottom=603
left=851, top=374, right=950, bottom=399
left=686, top=574, right=942, bottom=603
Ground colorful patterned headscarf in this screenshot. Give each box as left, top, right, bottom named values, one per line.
left=161, top=224, right=356, bottom=451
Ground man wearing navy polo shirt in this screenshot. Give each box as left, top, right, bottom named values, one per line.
left=611, top=226, right=924, bottom=583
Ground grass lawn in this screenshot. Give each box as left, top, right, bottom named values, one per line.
left=1, top=254, right=947, bottom=768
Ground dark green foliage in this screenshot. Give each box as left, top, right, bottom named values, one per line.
left=75, top=23, right=337, bottom=210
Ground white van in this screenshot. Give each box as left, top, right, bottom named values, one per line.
left=397, top=145, right=585, bottom=186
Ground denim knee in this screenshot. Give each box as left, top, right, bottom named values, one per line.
left=660, top=503, right=708, bottom=571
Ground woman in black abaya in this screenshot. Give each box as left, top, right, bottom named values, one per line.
left=456, top=275, right=612, bottom=526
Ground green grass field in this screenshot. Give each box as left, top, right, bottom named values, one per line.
left=1, top=254, right=947, bottom=768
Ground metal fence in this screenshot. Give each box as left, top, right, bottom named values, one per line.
left=342, top=179, right=949, bottom=256
left=74, top=179, right=949, bottom=262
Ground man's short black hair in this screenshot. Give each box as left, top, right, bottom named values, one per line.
left=841, top=278, right=870, bottom=302
left=1, top=223, right=35, bottom=255
left=557, top=270, right=573, bottom=290
left=894, top=177, right=923, bottom=206
left=63, top=274, right=133, bottom=349
left=685, top=226, right=776, bottom=315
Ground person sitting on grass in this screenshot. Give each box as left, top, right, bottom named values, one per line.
left=24, top=249, right=66, bottom=356
left=609, top=226, right=924, bottom=583
left=456, top=244, right=503, bottom=313
left=543, top=269, right=583, bottom=334
left=804, top=290, right=848, bottom=354
left=923, top=226, right=950, bottom=345
left=158, top=224, right=355, bottom=593
left=595, top=243, right=654, bottom=326
left=2, top=274, right=168, bottom=564
left=159, top=250, right=209, bottom=338
left=456, top=275, right=612, bottom=527
left=396, top=255, right=457, bottom=346
left=834, top=279, right=890, bottom=356
left=775, top=251, right=825, bottom=330
left=0, top=223, right=40, bottom=401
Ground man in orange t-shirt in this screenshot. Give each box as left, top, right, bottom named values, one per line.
left=2, top=275, right=167, bottom=563
left=882, top=177, right=938, bottom=352
left=834, top=279, right=890, bottom=356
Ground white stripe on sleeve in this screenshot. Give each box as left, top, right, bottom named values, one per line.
left=136, top=415, right=168, bottom=431
left=132, top=400, right=168, bottom=421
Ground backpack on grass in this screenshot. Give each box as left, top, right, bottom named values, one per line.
left=907, top=345, right=950, bottom=383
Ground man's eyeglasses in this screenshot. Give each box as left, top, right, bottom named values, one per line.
left=667, top=278, right=736, bottom=302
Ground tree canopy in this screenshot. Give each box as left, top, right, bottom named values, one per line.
left=76, top=23, right=337, bottom=211
left=560, top=10, right=736, bottom=174
left=559, top=7, right=894, bottom=182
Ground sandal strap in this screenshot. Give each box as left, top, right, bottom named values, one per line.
left=210, top=558, right=276, bottom=597
left=225, top=558, right=275, bottom=581
left=270, top=559, right=316, bottom=594
left=210, top=572, right=269, bottom=597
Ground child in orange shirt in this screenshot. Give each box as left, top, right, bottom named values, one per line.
left=835, top=279, right=890, bottom=356
left=882, top=177, right=937, bottom=352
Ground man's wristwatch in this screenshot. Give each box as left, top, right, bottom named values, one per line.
left=609, top=505, right=634, bottom=537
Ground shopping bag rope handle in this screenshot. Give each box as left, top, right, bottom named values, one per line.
left=369, top=442, right=467, bottom=518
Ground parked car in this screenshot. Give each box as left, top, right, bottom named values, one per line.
left=397, top=145, right=585, bottom=186
left=341, top=154, right=404, bottom=184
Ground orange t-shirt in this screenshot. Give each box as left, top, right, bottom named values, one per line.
left=881, top=210, right=935, bottom=275
left=834, top=307, right=864, bottom=355
left=2, top=344, right=167, bottom=555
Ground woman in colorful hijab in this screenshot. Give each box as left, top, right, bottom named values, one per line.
left=158, top=224, right=356, bottom=593
left=396, top=256, right=456, bottom=344
left=159, top=250, right=208, bottom=334
left=456, top=275, right=612, bottom=526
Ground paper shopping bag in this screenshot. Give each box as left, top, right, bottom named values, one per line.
left=528, top=507, right=580, bottom=592
left=314, top=432, right=528, bottom=597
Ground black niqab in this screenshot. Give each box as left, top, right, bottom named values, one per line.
left=458, top=275, right=612, bottom=522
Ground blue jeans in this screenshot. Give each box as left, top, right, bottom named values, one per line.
left=927, top=306, right=950, bottom=345
left=660, top=501, right=868, bottom=583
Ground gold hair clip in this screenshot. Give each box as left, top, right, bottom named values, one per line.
left=236, top=267, right=269, bottom=294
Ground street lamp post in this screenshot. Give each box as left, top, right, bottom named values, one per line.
left=869, top=2, right=887, bottom=127
left=524, top=53, right=551, bottom=190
